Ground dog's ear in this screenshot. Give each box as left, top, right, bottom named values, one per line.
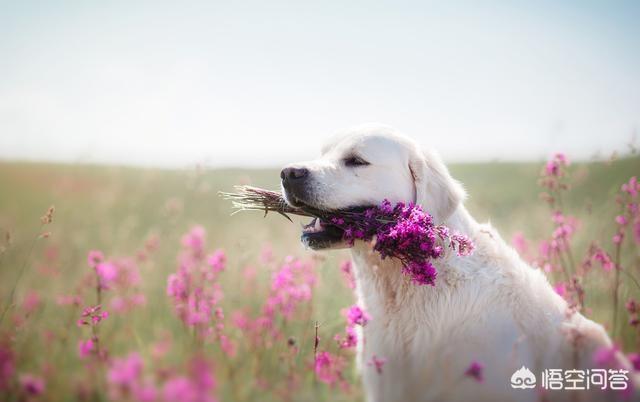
left=409, top=146, right=466, bottom=223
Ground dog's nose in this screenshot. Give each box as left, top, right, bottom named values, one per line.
left=280, top=167, right=309, bottom=181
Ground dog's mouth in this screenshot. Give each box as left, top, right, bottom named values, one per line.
left=301, top=216, right=345, bottom=250
left=282, top=187, right=371, bottom=250
left=298, top=204, right=374, bottom=250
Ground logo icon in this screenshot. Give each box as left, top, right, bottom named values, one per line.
left=511, top=366, right=537, bottom=389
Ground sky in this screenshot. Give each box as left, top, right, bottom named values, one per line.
left=1, top=0, right=639, bottom=168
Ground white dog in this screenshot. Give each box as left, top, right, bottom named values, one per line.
left=280, top=124, right=635, bottom=402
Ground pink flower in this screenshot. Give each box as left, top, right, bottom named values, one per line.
left=78, top=339, right=94, bottom=359
left=593, top=345, right=621, bottom=368
left=231, top=311, right=250, bottom=330
left=207, top=250, right=226, bottom=274
left=545, top=160, right=559, bottom=176
left=181, top=225, right=206, bottom=255
left=592, top=248, right=614, bottom=272
left=23, top=291, right=41, bottom=314
left=265, top=257, right=317, bottom=320
left=95, top=262, right=118, bottom=287
left=219, top=335, right=236, bottom=358
left=314, top=352, right=345, bottom=387
left=554, top=152, right=569, bottom=165
left=621, top=176, right=639, bottom=197
left=628, top=353, right=640, bottom=371
left=107, top=353, right=143, bottom=388
left=464, top=361, right=484, bottom=382
left=19, top=373, right=45, bottom=396
left=544, top=153, right=569, bottom=177
left=0, top=344, right=15, bottom=390
left=189, top=358, right=216, bottom=392
left=613, top=232, right=624, bottom=245
left=87, top=250, right=104, bottom=268
left=554, top=282, right=567, bottom=298
left=538, top=240, right=551, bottom=259
left=133, top=382, right=158, bottom=402
left=335, top=325, right=358, bottom=349
left=340, top=260, right=356, bottom=290
left=168, top=228, right=231, bottom=345
left=346, top=305, right=370, bottom=327
left=163, top=377, right=199, bottom=402
left=615, top=215, right=628, bottom=226
left=511, top=232, right=529, bottom=255
left=552, top=211, right=564, bottom=224
left=78, top=305, right=108, bottom=327
left=163, top=358, right=217, bottom=402
left=367, top=355, right=386, bottom=374
left=167, top=273, right=187, bottom=299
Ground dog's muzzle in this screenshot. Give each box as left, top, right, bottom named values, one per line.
left=280, top=166, right=346, bottom=250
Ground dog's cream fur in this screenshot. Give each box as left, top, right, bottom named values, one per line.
left=283, top=124, right=635, bottom=402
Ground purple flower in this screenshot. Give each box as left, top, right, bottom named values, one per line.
left=19, top=373, right=45, bottom=396
left=314, top=351, right=345, bottom=387
left=346, top=305, right=370, bottom=327
left=402, top=261, right=437, bottom=286
left=78, top=305, right=109, bottom=327
left=335, top=325, right=358, bottom=349
left=78, top=339, right=95, bottom=359
left=450, top=233, right=475, bottom=256
left=368, top=355, right=387, bottom=374
left=464, top=361, right=484, bottom=382
left=327, top=200, right=473, bottom=286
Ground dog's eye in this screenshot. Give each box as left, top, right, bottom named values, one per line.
left=343, top=156, right=370, bottom=167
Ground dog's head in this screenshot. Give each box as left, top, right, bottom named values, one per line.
left=281, top=123, right=466, bottom=250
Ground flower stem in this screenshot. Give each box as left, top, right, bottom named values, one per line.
left=612, top=242, right=622, bottom=338
left=0, top=226, right=42, bottom=324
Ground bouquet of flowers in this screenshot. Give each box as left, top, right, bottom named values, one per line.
left=221, top=186, right=474, bottom=286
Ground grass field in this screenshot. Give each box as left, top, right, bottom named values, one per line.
left=0, top=155, right=638, bottom=401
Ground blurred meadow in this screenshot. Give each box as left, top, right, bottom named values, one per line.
left=0, top=154, right=639, bottom=401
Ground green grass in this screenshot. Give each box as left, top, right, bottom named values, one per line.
left=0, top=156, right=638, bottom=401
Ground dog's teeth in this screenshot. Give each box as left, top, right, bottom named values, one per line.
left=315, top=218, right=322, bottom=231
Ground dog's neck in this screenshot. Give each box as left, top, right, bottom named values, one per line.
left=349, top=204, right=480, bottom=318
